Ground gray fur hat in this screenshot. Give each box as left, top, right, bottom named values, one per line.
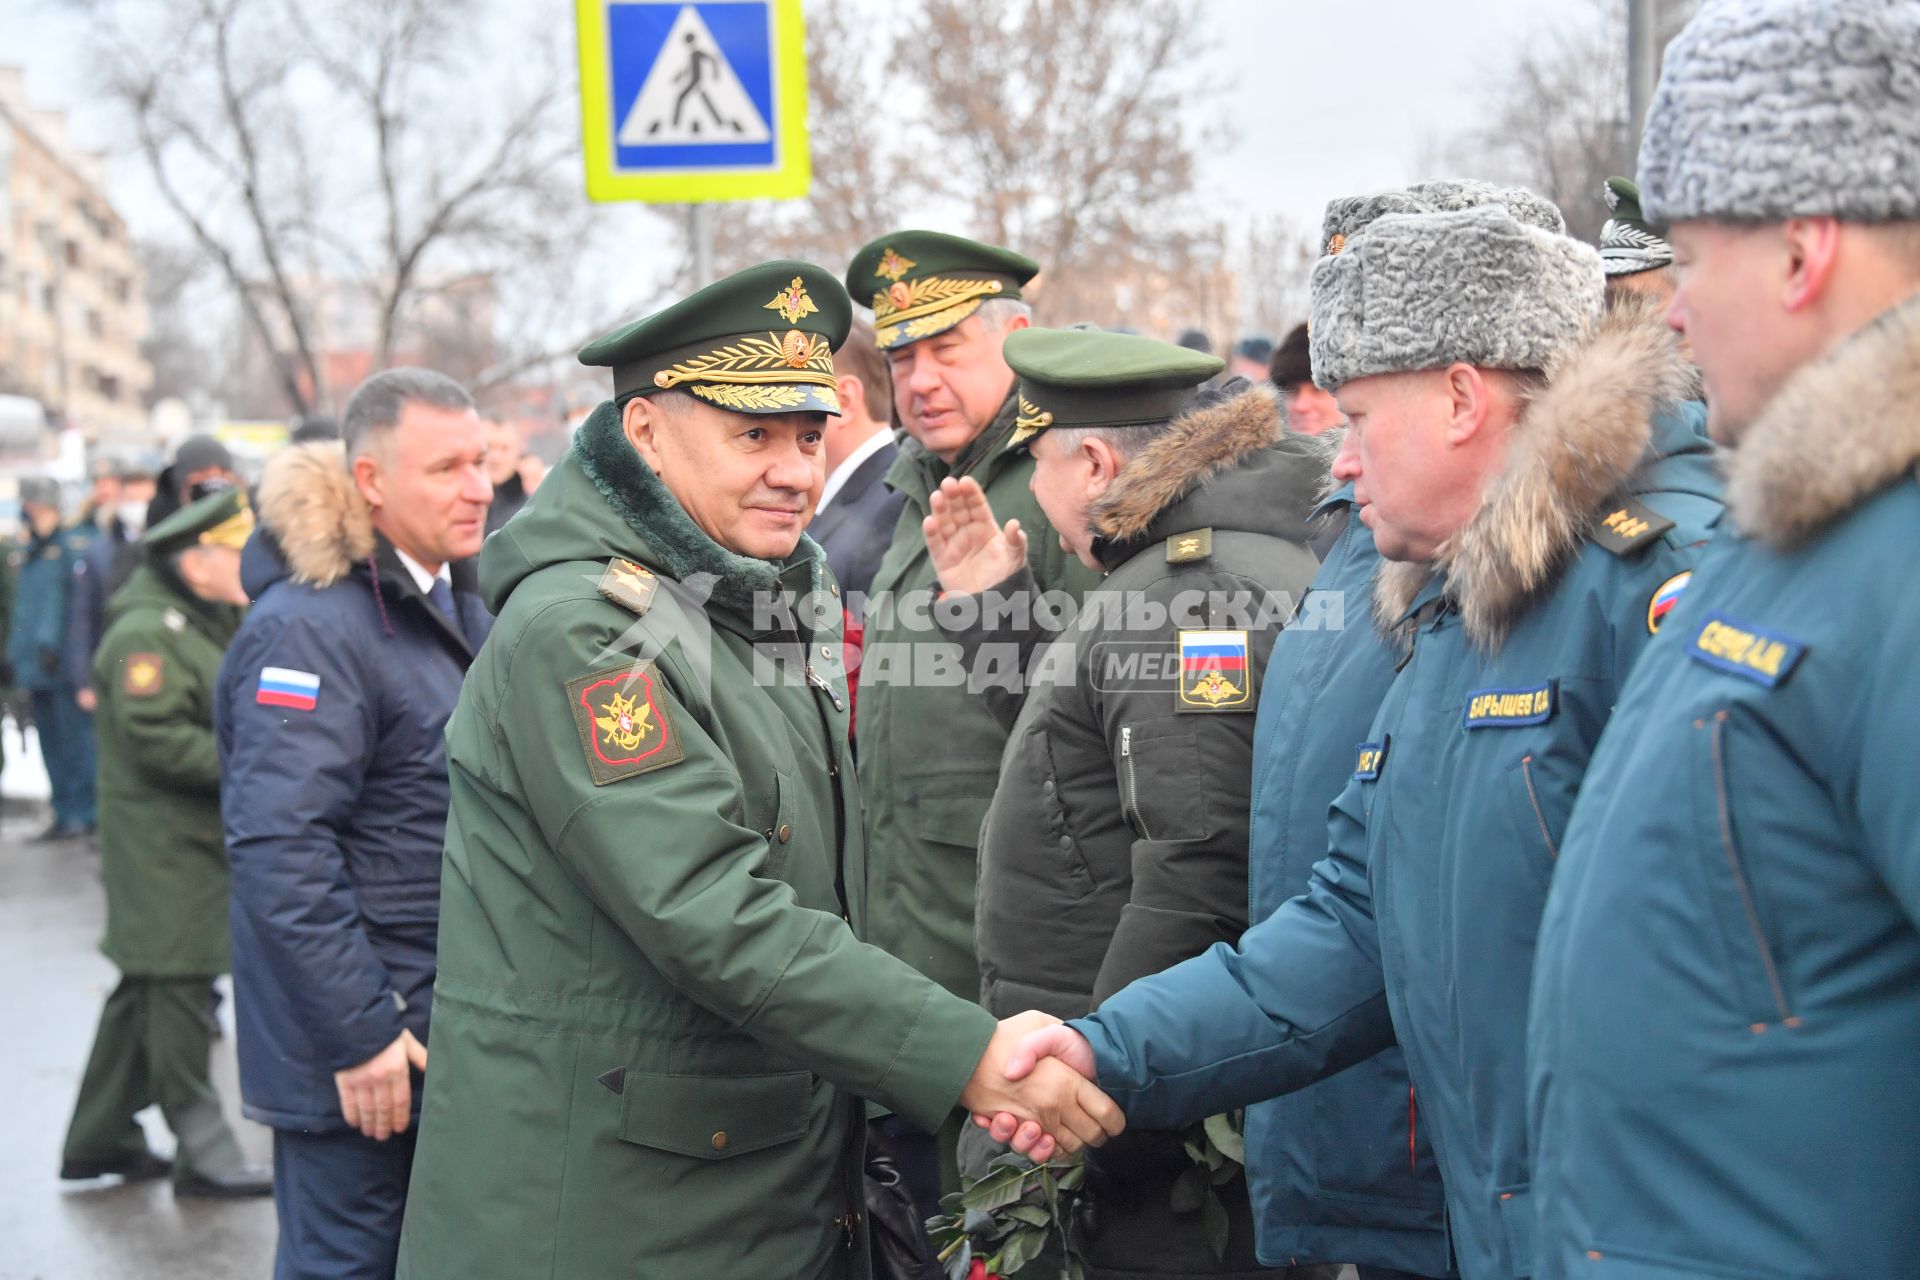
left=1319, top=179, right=1566, bottom=255
left=1310, top=205, right=1605, bottom=391
left=1640, top=0, right=1920, bottom=224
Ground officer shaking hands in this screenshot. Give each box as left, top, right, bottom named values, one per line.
left=396, top=262, right=1121, bottom=1280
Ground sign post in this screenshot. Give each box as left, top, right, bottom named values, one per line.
left=575, top=0, right=811, bottom=234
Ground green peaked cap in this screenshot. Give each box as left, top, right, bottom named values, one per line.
left=1003, top=328, right=1223, bottom=445
left=846, top=230, right=1039, bottom=351
left=143, top=486, right=253, bottom=556
left=1599, top=176, right=1673, bottom=277
left=578, top=259, right=853, bottom=416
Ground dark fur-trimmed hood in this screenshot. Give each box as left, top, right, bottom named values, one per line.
left=1727, top=292, right=1920, bottom=547
left=1374, top=292, right=1697, bottom=647
left=256, top=441, right=374, bottom=588
left=1089, top=380, right=1290, bottom=541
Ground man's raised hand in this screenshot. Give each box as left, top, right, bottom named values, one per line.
left=925, top=476, right=1028, bottom=597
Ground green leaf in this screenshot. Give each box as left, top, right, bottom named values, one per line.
left=1201, top=1189, right=1230, bottom=1260
left=1054, top=1163, right=1085, bottom=1192
left=1004, top=1205, right=1052, bottom=1228
left=963, top=1208, right=997, bottom=1236
left=1202, top=1112, right=1246, bottom=1165
left=1004, top=1224, right=1050, bottom=1274
left=962, top=1164, right=1034, bottom=1213
left=1170, top=1165, right=1207, bottom=1214
left=989, top=1151, right=1037, bottom=1172
left=943, top=1240, right=973, bottom=1280
left=1209, top=1161, right=1242, bottom=1187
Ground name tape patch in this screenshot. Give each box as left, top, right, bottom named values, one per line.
left=1688, top=612, right=1807, bottom=688
left=1463, top=680, right=1557, bottom=729
left=1353, top=739, right=1388, bottom=781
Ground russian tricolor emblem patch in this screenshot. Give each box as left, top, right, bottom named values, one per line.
left=1177, top=629, right=1252, bottom=712
left=257, top=666, right=321, bottom=711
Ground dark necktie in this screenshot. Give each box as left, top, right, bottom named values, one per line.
left=426, top=576, right=459, bottom=629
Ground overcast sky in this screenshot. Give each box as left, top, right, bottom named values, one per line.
left=3, top=0, right=1594, bottom=240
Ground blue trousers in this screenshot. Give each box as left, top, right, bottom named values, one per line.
left=32, top=688, right=95, bottom=827
left=272, top=1127, right=416, bottom=1280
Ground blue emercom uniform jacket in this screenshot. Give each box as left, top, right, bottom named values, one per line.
left=216, top=444, right=491, bottom=1131
left=1529, top=298, right=1920, bottom=1279
left=1071, top=304, right=1722, bottom=1280
left=1242, top=483, right=1449, bottom=1277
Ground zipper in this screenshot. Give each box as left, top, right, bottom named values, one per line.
left=1518, top=756, right=1559, bottom=859
left=1120, top=726, right=1151, bottom=838
left=1707, top=710, right=1797, bottom=1029
left=1407, top=1086, right=1418, bottom=1173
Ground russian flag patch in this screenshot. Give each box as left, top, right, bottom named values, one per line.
left=257, top=666, right=321, bottom=711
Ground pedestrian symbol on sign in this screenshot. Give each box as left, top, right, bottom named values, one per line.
left=618, top=5, right=771, bottom=146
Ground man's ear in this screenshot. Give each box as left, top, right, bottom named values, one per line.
left=351, top=452, right=384, bottom=510
left=1780, top=217, right=1842, bottom=313
left=834, top=373, right=864, bottom=425
left=1442, top=364, right=1493, bottom=448
left=623, top=396, right=666, bottom=473
left=1082, top=435, right=1125, bottom=496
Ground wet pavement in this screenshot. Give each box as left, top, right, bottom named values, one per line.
left=0, top=800, right=276, bottom=1280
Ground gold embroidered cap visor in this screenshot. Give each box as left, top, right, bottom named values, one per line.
left=141, top=486, right=255, bottom=556
left=845, top=230, right=1040, bottom=351
left=579, top=259, right=854, bottom=417
left=1002, top=327, right=1224, bottom=445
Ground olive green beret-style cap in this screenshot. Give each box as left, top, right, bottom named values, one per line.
left=144, top=486, right=254, bottom=556
left=578, top=260, right=853, bottom=416
left=1003, top=328, right=1224, bottom=445
left=846, top=230, right=1040, bottom=351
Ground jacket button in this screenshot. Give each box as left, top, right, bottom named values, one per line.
left=1042, top=779, right=1055, bottom=797
left=710, top=1131, right=729, bottom=1151
left=820, top=645, right=834, bottom=659
left=830, top=584, right=840, bottom=597
left=777, top=824, right=793, bottom=843
left=1058, top=835, right=1072, bottom=851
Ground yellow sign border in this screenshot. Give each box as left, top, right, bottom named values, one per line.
left=575, top=0, right=811, bottom=203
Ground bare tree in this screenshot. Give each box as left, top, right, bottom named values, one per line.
left=82, top=0, right=601, bottom=415
left=1232, top=214, right=1320, bottom=343
left=1445, top=0, right=1698, bottom=243
left=893, top=0, right=1224, bottom=328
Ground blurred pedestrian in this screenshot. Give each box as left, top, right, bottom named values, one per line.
left=1267, top=323, right=1344, bottom=435
left=59, top=489, right=271, bottom=1198
left=482, top=417, right=529, bottom=536
left=1227, top=333, right=1274, bottom=381
left=66, top=457, right=156, bottom=711
left=148, top=434, right=240, bottom=532
left=9, top=476, right=94, bottom=840
left=218, top=368, right=492, bottom=1280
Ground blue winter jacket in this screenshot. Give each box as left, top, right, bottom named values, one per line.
left=1073, top=317, right=1721, bottom=1280
left=1529, top=299, right=1920, bottom=1279
left=217, top=463, right=490, bottom=1131
left=9, top=524, right=83, bottom=691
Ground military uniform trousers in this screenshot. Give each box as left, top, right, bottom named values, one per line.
left=274, top=1126, right=415, bottom=1280
left=63, top=973, right=248, bottom=1179
left=33, top=687, right=95, bottom=829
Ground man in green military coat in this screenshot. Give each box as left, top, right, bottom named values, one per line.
left=845, top=232, right=1102, bottom=1200
left=59, top=488, right=272, bottom=1197
left=396, top=261, right=1120, bottom=1280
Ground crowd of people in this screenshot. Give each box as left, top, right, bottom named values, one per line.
left=37, top=2, right=1920, bottom=1278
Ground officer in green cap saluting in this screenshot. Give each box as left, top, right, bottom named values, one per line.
left=60, top=488, right=272, bottom=1198
left=396, top=261, right=1122, bottom=1280
left=923, top=330, right=1332, bottom=1279
left=843, top=231, right=1101, bottom=1203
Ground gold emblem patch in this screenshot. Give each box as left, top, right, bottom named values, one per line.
left=1177, top=630, right=1253, bottom=713
left=1009, top=395, right=1055, bottom=445
left=597, top=559, right=658, bottom=616
left=567, top=662, right=685, bottom=786
left=780, top=329, right=813, bottom=368
left=1165, top=528, right=1213, bottom=564
left=877, top=247, right=916, bottom=282
left=123, top=652, right=165, bottom=698
left=764, top=276, right=818, bottom=326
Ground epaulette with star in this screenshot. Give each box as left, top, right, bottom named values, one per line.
left=597, top=558, right=659, bottom=615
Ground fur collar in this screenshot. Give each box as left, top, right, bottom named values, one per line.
left=1374, top=293, right=1696, bottom=648
left=1727, top=292, right=1920, bottom=547
left=572, top=400, right=822, bottom=613
left=1089, top=382, right=1284, bottom=540
left=256, top=442, right=374, bottom=588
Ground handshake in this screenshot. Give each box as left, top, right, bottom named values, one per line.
left=958, top=1011, right=1114, bottom=1163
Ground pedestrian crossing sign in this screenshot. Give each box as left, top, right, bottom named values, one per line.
left=575, top=0, right=811, bottom=202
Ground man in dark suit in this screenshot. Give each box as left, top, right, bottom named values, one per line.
left=808, top=317, right=904, bottom=619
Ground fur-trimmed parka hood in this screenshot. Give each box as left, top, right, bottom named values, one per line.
left=1087, top=380, right=1324, bottom=562
left=256, top=441, right=374, bottom=589
left=1374, top=291, right=1702, bottom=647
left=1726, top=291, right=1920, bottom=547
